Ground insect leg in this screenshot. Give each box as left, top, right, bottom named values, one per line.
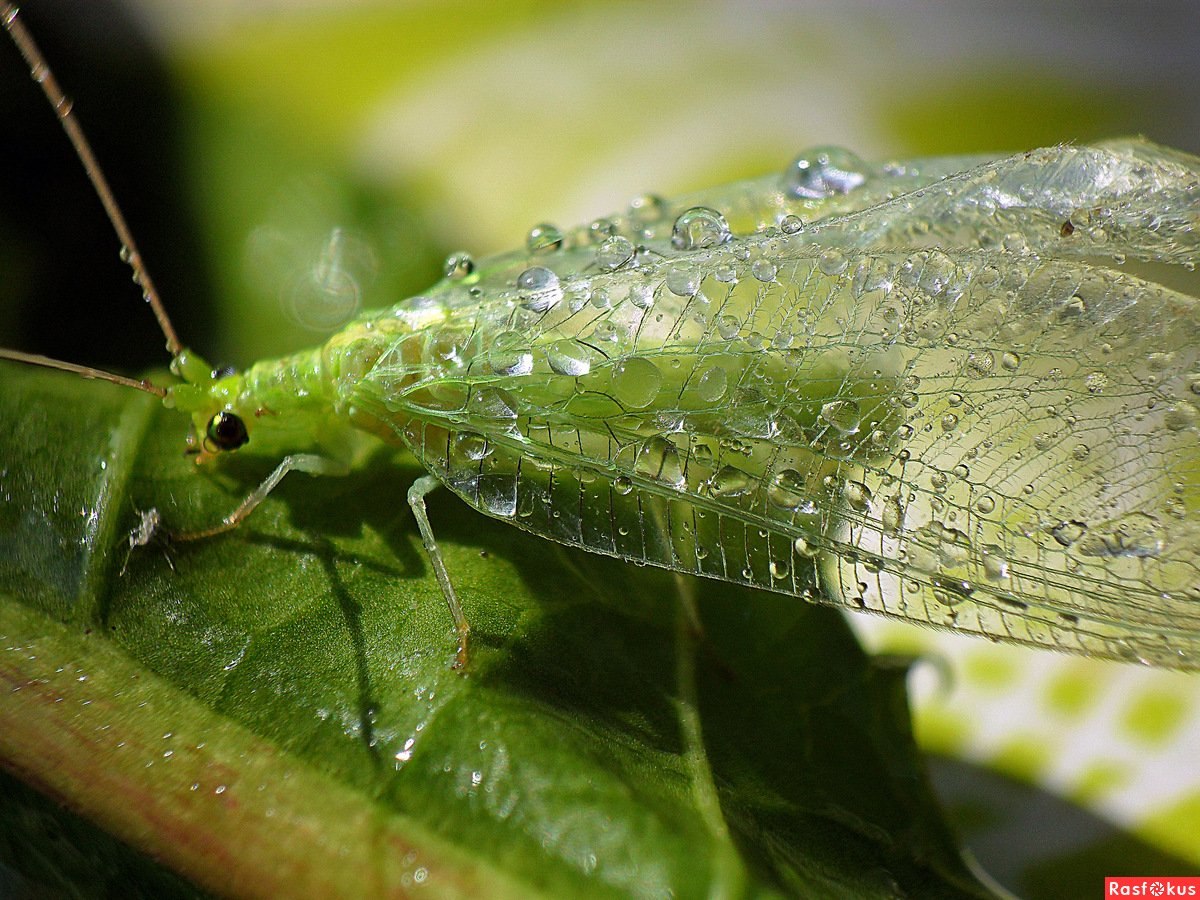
left=171, top=454, right=349, bottom=542
left=407, top=475, right=471, bottom=669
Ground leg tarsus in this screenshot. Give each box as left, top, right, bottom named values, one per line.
left=408, top=475, right=471, bottom=670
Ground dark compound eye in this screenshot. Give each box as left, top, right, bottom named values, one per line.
left=206, top=411, right=249, bottom=451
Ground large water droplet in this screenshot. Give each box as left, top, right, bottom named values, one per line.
left=1078, top=512, right=1163, bottom=558
left=635, top=436, right=685, bottom=488
left=930, top=523, right=970, bottom=565
left=1051, top=520, right=1087, bottom=548
left=851, top=258, right=893, bottom=298
left=1033, top=431, right=1057, bottom=451
left=443, top=252, right=475, bottom=280
left=488, top=331, right=533, bottom=376
left=751, top=259, right=777, bottom=282
left=564, top=279, right=592, bottom=312
left=426, top=331, right=466, bottom=371
left=695, top=365, right=728, bottom=402
left=611, top=357, right=663, bottom=409
left=665, top=264, right=701, bottom=296
left=1165, top=403, right=1198, bottom=431
left=478, top=481, right=517, bottom=517
left=843, top=480, right=872, bottom=512
left=793, top=535, right=819, bottom=557
left=784, top=146, right=867, bottom=199
left=591, top=321, right=623, bottom=344
left=452, top=431, right=493, bottom=461
left=907, top=544, right=939, bottom=575
left=767, top=468, right=811, bottom=511
left=710, top=465, right=753, bottom=497
left=545, top=340, right=596, bottom=377
left=818, top=249, right=848, bottom=276
left=819, top=399, right=861, bottom=434
left=881, top=496, right=904, bottom=534
left=467, top=387, right=519, bottom=420
left=671, top=207, right=732, bottom=250
left=517, top=266, right=562, bottom=312
left=595, top=235, right=635, bottom=271
left=629, top=194, right=667, bottom=226
left=526, top=223, right=563, bottom=254
left=931, top=576, right=974, bottom=606
left=716, top=314, right=741, bottom=340
left=780, top=214, right=805, bottom=234
left=395, top=295, right=444, bottom=322
left=628, top=283, right=655, bottom=310
left=981, top=545, right=1009, bottom=581
left=966, top=351, right=994, bottom=376
left=588, top=218, right=617, bottom=243
left=918, top=249, right=960, bottom=297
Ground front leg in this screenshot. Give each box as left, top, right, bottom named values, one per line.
left=122, top=455, right=347, bottom=581
left=169, top=454, right=349, bottom=542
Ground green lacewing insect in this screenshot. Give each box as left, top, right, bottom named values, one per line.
left=3, top=6, right=1199, bottom=671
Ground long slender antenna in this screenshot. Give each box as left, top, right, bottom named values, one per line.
left=2, top=3, right=183, bottom=357
left=0, top=348, right=167, bottom=397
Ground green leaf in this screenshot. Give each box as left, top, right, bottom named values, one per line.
left=0, top=364, right=993, bottom=897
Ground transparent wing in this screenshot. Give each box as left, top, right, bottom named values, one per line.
left=355, top=139, right=1200, bottom=668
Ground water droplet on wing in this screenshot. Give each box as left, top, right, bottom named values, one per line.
left=671, top=207, right=732, bottom=250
